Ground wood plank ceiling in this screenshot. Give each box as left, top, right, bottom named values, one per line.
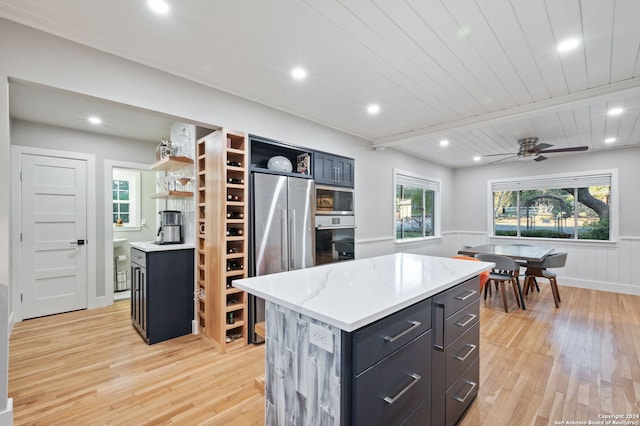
left=1, top=0, right=639, bottom=167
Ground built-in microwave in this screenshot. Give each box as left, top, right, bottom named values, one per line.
left=315, top=184, right=354, bottom=215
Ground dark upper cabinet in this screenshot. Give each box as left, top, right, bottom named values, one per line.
left=314, top=151, right=354, bottom=187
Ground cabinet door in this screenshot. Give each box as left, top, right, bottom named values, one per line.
left=313, top=152, right=333, bottom=185
left=337, top=157, right=354, bottom=187
left=314, top=152, right=355, bottom=187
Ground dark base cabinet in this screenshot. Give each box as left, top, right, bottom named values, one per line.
left=130, top=248, right=194, bottom=344
left=341, top=276, right=480, bottom=426
left=432, top=276, right=481, bottom=426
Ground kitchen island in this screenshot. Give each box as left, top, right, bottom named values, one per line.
left=233, top=253, right=493, bottom=425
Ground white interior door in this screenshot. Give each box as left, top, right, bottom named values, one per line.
left=21, top=154, right=88, bottom=319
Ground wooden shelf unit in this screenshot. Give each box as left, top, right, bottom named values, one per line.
left=150, top=156, right=195, bottom=198
left=196, top=129, right=248, bottom=353
left=150, top=190, right=194, bottom=199
left=151, top=155, right=194, bottom=172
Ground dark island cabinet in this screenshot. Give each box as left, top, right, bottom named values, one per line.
left=343, top=297, right=432, bottom=425
left=341, top=276, right=480, bottom=426
left=432, top=276, right=481, bottom=426
left=130, top=247, right=194, bottom=344
left=314, top=151, right=354, bottom=187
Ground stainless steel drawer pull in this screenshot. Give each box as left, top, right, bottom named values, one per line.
left=455, top=290, right=477, bottom=301
left=383, top=321, right=421, bottom=343
left=455, top=313, right=477, bottom=328
left=453, top=344, right=477, bottom=362
left=453, top=380, right=477, bottom=403
left=383, top=373, right=422, bottom=404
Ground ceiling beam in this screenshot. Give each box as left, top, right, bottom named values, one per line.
left=372, top=77, right=640, bottom=148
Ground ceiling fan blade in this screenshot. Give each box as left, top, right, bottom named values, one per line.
left=488, top=155, right=518, bottom=165
left=533, top=143, right=553, bottom=152
left=538, top=146, right=589, bottom=154
left=534, top=155, right=547, bottom=162
left=482, top=152, right=513, bottom=157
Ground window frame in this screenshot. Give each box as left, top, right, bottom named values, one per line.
left=487, top=169, right=618, bottom=242
left=112, top=168, right=141, bottom=231
left=393, top=169, right=441, bottom=242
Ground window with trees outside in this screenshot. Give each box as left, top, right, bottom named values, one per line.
left=395, top=170, right=440, bottom=240
left=113, top=168, right=141, bottom=229
left=490, top=170, right=615, bottom=241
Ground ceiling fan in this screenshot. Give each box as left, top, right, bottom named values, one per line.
left=483, top=137, right=589, bottom=163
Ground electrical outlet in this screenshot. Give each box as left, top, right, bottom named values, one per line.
left=309, top=322, right=334, bottom=353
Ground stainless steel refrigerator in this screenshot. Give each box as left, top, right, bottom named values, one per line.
left=249, top=172, right=315, bottom=343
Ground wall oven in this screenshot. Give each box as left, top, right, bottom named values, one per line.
left=315, top=215, right=356, bottom=265
left=315, top=185, right=354, bottom=216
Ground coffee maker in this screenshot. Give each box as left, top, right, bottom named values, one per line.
left=157, top=210, right=183, bottom=244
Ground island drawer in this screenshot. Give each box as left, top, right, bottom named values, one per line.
left=445, top=321, right=479, bottom=389
left=446, top=358, right=479, bottom=426
left=352, top=298, right=431, bottom=374
left=444, top=298, right=479, bottom=346
left=352, top=330, right=431, bottom=425
left=433, top=276, right=480, bottom=318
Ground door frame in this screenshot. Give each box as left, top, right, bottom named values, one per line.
left=103, top=159, right=151, bottom=305
left=10, top=145, right=96, bottom=322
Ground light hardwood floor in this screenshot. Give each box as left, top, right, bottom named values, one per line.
left=9, top=285, right=640, bottom=425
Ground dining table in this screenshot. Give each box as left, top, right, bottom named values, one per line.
left=457, top=243, right=554, bottom=262
left=457, top=243, right=555, bottom=310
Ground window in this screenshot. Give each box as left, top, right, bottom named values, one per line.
left=490, top=170, right=616, bottom=241
left=394, top=169, right=440, bottom=240
left=113, top=169, right=140, bottom=229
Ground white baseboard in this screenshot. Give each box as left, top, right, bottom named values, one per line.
left=559, top=277, right=640, bottom=296
left=7, top=312, right=13, bottom=334
left=0, top=398, right=13, bottom=426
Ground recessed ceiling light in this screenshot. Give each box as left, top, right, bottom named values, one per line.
left=88, top=116, right=102, bottom=125
left=291, top=67, right=307, bottom=80
left=557, top=37, right=580, bottom=53
left=607, top=107, right=624, bottom=116
left=147, top=0, right=170, bottom=15
left=473, top=156, right=481, bottom=162
left=439, top=139, right=449, bottom=147
left=456, top=26, right=471, bottom=38
left=367, top=104, right=380, bottom=115
left=605, top=137, right=616, bottom=144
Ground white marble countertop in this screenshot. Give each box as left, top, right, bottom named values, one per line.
left=129, top=241, right=195, bottom=252
left=233, top=253, right=493, bottom=332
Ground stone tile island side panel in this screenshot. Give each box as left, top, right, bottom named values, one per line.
left=265, top=301, right=342, bottom=426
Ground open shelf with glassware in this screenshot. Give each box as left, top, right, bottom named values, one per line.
left=196, top=128, right=248, bottom=352
left=150, top=155, right=195, bottom=198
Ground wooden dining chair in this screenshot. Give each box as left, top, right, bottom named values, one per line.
left=524, top=252, right=567, bottom=308
left=511, top=244, right=539, bottom=292
left=474, top=254, right=524, bottom=313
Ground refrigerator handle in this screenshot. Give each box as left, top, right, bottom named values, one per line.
left=289, top=208, right=296, bottom=267
left=281, top=208, right=287, bottom=270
